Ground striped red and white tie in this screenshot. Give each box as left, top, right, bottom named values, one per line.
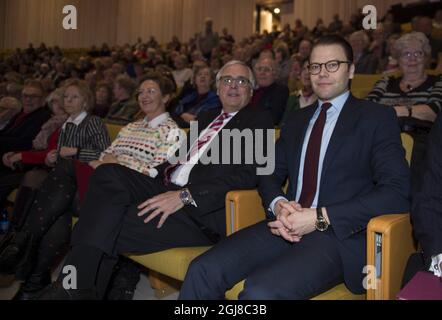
left=163, top=112, right=231, bottom=185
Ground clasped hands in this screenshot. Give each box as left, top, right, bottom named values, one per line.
left=268, top=200, right=318, bottom=243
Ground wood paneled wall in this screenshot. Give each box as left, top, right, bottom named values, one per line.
left=0, top=0, right=255, bottom=49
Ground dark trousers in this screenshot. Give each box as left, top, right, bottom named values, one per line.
left=65, top=164, right=213, bottom=296
left=179, top=221, right=344, bottom=300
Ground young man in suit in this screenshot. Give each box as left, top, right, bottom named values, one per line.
left=39, top=60, right=273, bottom=299
left=180, top=35, right=410, bottom=300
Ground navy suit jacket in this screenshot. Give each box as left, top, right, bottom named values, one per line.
left=258, top=94, right=410, bottom=293
left=411, top=113, right=442, bottom=265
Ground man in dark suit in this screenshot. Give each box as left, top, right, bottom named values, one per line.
left=250, top=57, right=289, bottom=125
left=180, top=35, right=410, bottom=300
left=403, top=113, right=442, bottom=284
left=39, top=60, right=273, bottom=299
left=0, top=80, right=51, bottom=161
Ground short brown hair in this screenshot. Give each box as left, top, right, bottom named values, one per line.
left=137, top=72, right=176, bottom=97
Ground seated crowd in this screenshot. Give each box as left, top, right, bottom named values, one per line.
left=0, top=7, right=441, bottom=300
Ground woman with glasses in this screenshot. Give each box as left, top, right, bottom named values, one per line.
left=367, top=32, right=442, bottom=189
left=0, top=74, right=185, bottom=300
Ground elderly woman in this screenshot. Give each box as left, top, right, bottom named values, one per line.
left=367, top=32, right=442, bottom=189
left=280, top=59, right=317, bottom=127
left=92, top=81, right=113, bottom=118
left=0, top=79, right=110, bottom=298
left=170, top=65, right=220, bottom=128
left=0, top=73, right=184, bottom=300
left=349, top=30, right=379, bottom=74
left=274, top=42, right=291, bottom=86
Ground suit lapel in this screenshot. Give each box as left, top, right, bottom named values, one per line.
left=320, top=95, right=361, bottom=186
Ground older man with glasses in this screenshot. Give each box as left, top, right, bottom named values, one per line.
left=251, top=57, right=289, bottom=126
left=38, top=60, right=273, bottom=299
left=0, top=80, right=50, bottom=163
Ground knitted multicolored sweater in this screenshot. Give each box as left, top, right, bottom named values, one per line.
left=101, top=113, right=184, bottom=177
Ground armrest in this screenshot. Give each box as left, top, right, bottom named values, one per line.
left=225, top=190, right=266, bottom=236
left=366, top=213, right=417, bottom=300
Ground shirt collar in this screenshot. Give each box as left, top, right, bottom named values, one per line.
left=317, top=90, right=350, bottom=113
left=62, top=111, right=88, bottom=129
left=143, top=112, right=169, bottom=128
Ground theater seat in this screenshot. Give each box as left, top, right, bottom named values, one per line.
left=105, top=122, right=124, bottom=141
left=351, top=74, right=383, bottom=99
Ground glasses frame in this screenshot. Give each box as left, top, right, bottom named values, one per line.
left=308, top=60, right=351, bottom=75
left=219, top=76, right=251, bottom=88
left=400, top=51, right=425, bottom=60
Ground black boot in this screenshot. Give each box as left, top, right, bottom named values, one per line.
left=11, top=186, right=38, bottom=230
left=0, top=231, right=37, bottom=279
left=12, top=270, right=51, bottom=300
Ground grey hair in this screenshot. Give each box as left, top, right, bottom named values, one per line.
left=349, top=30, right=370, bottom=48
left=215, top=60, right=256, bottom=90
left=394, top=32, right=432, bottom=59
left=253, top=57, right=281, bottom=79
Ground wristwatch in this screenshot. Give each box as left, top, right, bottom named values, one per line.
left=179, top=188, right=193, bottom=206
left=315, top=207, right=329, bottom=232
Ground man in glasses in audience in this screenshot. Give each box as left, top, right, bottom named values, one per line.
left=180, top=35, right=410, bottom=300
left=0, top=80, right=50, bottom=161
left=251, top=57, right=289, bottom=125
left=39, top=60, right=273, bottom=299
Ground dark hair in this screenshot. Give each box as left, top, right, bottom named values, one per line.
left=137, top=72, right=176, bottom=97
left=310, top=35, right=354, bottom=63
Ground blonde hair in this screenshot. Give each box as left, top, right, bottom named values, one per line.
left=61, top=79, right=94, bottom=112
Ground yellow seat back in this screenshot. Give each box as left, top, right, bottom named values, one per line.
left=105, top=123, right=124, bottom=142
left=400, top=132, right=413, bottom=166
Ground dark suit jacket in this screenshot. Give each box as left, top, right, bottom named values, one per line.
left=254, top=82, right=289, bottom=125
left=258, top=94, right=410, bottom=293
left=411, top=113, right=442, bottom=265
left=0, top=106, right=51, bottom=157
left=156, top=105, right=273, bottom=238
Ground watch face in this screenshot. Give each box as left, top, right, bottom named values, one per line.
left=316, top=220, right=329, bottom=232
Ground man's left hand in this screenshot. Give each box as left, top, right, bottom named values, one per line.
left=137, top=191, right=184, bottom=228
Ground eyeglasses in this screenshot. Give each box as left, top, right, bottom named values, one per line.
left=137, top=88, right=159, bottom=96
left=254, top=66, right=273, bottom=73
left=401, top=51, right=424, bottom=60
left=219, top=76, right=250, bottom=88
left=308, top=60, right=351, bottom=75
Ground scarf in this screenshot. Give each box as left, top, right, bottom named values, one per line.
left=32, top=114, right=68, bottom=150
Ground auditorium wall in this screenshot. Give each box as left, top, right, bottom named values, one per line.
left=0, top=0, right=255, bottom=49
